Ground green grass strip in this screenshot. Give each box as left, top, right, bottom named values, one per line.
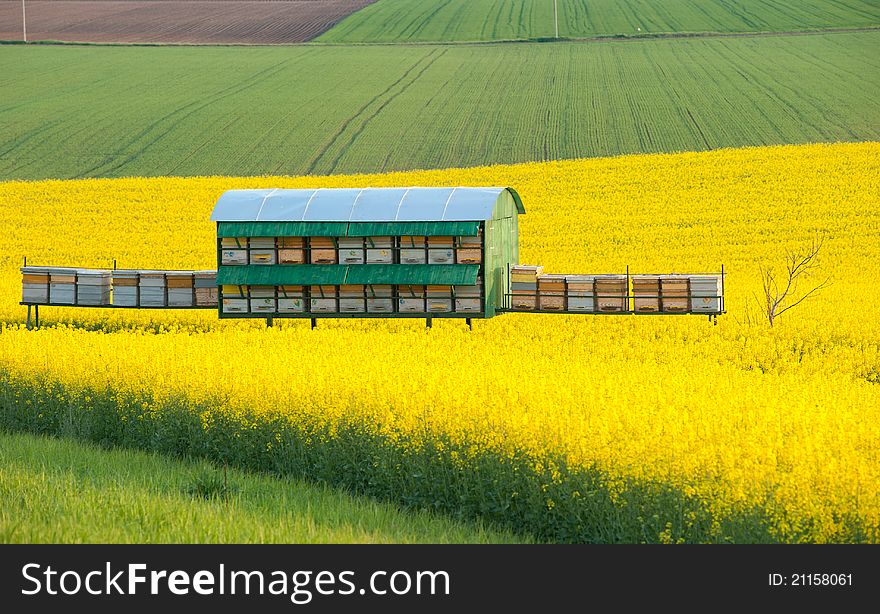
left=0, top=429, right=526, bottom=543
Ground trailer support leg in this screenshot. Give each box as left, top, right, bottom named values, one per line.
left=26, top=304, right=32, bottom=330
left=426, top=317, right=432, bottom=329
left=266, top=317, right=273, bottom=328
left=35, top=305, right=39, bottom=328
left=310, top=318, right=317, bottom=330
left=466, top=318, right=472, bottom=330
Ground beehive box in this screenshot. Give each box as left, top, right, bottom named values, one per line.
left=632, top=276, right=661, bottom=312
left=245, top=286, right=272, bottom=298
left=660, top=276, right=690, bottom=312
left=249, top=297, right=277, bottom=313
left=222, top=284, right=246, bottom=298
left=165, top=271, right=195, bottom=288
left=511, top=264, right=543, bottom=279
left=111, top=270, right=140, bottom=306
left=538, top=274, right=566, bottom=310
left=222, top=298, right=248, bottom=313
left=21, top=266, right=50, bottom=303
left=454, top=279, right=481, bottom=313
left=689, top=275, right=722, bottom=312
left=138, top=272, right=167, bottom=307
left=278, top=285, right=305, bottom=312
left=427, top=285, right=452, bottom=312
left=456, top=235, right=482, bottom=264
left=249, top=237, right=276, bottom=265
left=594, top=275, right=627, bottom=312
left=248, top=252, right=276, bottom=265
left=366, top=285, right=393, bottom=313
left=278, top=298, right=305, bottom=312
left=510, top=265, right=542, bottom=310
left=398, top=284, right=425, bottom=312
left=565, top=275, right=595, bottom=312
left=310, top=237, right=337, bottom=264
left=112, top=270, right=139, bottom=285
left=220, top=284, right=246, bottom=311
left=48, top=268, right=78, bottom=305
left=166, top=271, right=194, bottom=307
left=309, top=285, right=338, bottom=312
left=76, top=270, right=112, bottom=306
left=366, top=237, right=393, bottom=264
left=194, top=271, right=218, bottom=307
left=427, top=236, right=454, bottom=264
left=221, top=237, right=248, bottom=265
left=278, top=237, right=305, bottom=264
left=400, top=236, right=427, bottom=264
left=338, top=238, right=365, bottom=265
left=278, top=285, right=304, bottom=298
left=113, top=288, right=139, bottom=306
left=193, top=271, right=216, bottom=288
left=195, top=288, right=218, bottom=307
left=339, top=284, right=366, bottom=313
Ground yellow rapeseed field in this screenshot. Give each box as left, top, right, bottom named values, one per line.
left=1, top=142, right=878, bottom=542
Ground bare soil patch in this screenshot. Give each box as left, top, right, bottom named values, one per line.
left=0, top=1, right=375, bottom=44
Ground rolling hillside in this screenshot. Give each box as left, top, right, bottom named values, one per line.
left=319, top=0, right=880, bottom=43
left=2, top=31, right=878, bottom=180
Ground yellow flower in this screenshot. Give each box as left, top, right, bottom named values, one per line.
left=0, top=142, right=878, bottom=542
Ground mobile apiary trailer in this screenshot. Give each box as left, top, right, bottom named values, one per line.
left=20, top=185, right=725, bottom=329
left=210, top=187, right=525, bottom=322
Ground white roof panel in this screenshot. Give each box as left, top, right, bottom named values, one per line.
left=209, top=190, right=268, bottom=222
left=258, top=189, right=312, bottom=221
left=397, top=187, right=454, bottom=221
left=210, top=187, right=522, bottom=222
left=302, top=188, right=363, bottom=221
left=349, top=187, right=408, bottom=221
left=445, top=187, right=505, bottom=220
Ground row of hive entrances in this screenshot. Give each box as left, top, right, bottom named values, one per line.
left=505, top=267, right=723, bottom=314
left=21, top=267, right=218, bottom=308
left=220, top=236, right=482, bottom=266
left=221, top=283, right=483, bottom=315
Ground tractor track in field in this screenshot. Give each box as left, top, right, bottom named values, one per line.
left=304, top=47, right=448, bottom=175
left=77, top=57, right=296, bottom=177
left=323, top=47, right=449, bottom=173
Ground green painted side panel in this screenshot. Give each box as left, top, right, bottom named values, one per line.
left=217, top=265, right=348, bottom=285
left=217, top=222, right=348, bottom=237
left=218, top=221, right=480, bottom=238
left=347, top=222, right=479, bottom=236
left=345, top=265, right=478, bottom=285
left=483, top=191, right=520, bottom=318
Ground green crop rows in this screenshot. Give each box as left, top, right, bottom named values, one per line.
left=2, top=32, right=878, bottom=181
left=319, top=0, right=880, bottom=43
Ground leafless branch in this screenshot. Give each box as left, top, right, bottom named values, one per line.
left=775, top=276, right=833, bottom=318
left=757, top=234, right=832, bottom=327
